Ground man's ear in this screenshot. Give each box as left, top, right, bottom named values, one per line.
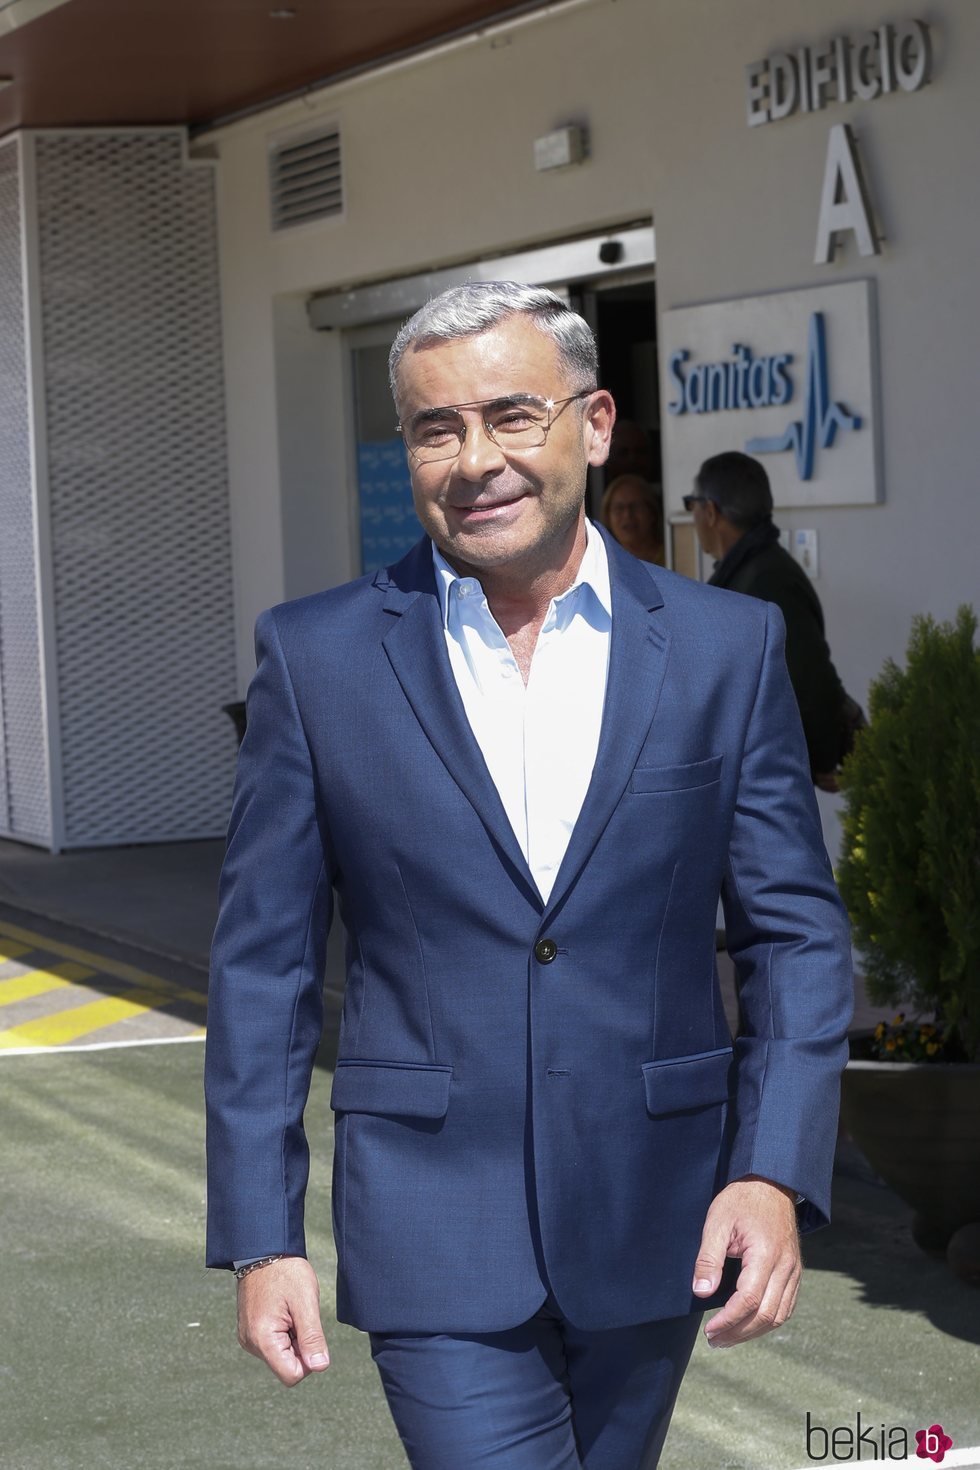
left=585, top=391, right=616, bottom=468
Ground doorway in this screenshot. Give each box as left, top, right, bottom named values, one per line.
left=347, top=320, right=417, bottom=575
left=574, top=277, right=658, bottom=523
left=325, top=227, right=661, bottom=576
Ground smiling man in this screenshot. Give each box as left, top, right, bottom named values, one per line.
left=205, top=282, right=853, bottom=1470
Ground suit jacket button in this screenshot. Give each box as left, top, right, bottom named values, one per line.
left=534, top=938, right=558, bottom=964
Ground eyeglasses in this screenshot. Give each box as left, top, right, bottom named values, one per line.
left=682, top=494, right=710, bottom=512
left=398, top=390, right=594, bottom=464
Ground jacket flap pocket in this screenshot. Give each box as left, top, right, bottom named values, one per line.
left=630, top=754, right=723, bottom=794
left=330, top=1060, right=453, bottom=1118
left=642, top=1047, right=733, bottom=1115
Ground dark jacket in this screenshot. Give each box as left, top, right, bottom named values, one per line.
left=709, top=519, right=847, bottom=774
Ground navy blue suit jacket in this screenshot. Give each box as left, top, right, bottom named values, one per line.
left=205, top=525, right=853, bottom=1333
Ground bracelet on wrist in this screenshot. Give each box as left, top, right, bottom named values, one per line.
left=234, top=1254, right=286, bottom=1281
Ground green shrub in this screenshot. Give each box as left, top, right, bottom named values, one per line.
left=837, top=605, right=980, bottom=1062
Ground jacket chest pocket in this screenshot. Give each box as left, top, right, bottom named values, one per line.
left=630, top=754, right=723, bottom=794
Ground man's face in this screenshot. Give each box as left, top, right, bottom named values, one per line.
left=690, top=494, right=719, bottom=557
left=395, top=314, right=614, bottom=577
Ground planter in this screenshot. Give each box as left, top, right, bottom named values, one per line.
left=841, top=1054, right=980, bottom=1252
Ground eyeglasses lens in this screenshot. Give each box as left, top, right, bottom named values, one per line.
left=405, top=398, right=553, bottom=463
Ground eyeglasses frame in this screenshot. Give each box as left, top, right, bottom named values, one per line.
left=397, top=388, right=595, bottom=464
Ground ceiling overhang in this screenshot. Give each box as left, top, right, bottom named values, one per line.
left=0, top=0, right=560, bottom=140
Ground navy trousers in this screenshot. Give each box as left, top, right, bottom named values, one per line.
left=369, top=1295, right=702, bottom=1469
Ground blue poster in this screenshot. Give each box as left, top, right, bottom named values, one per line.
left=358, top=438, right=420, bottom=574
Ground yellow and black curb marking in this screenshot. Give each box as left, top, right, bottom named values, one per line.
left=0, top=918, right=206, bottom=1054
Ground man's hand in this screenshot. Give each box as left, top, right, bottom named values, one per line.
left=236, top=1256, right=330, bottom=1385
left=813, top=770, right=840, bottom=793
left=692, top=1175, right=802, bottom=1347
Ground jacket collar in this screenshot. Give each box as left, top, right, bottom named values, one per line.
left=375, top=524, right=670, bottom=916
left=708, top=516, right=781, bottom=588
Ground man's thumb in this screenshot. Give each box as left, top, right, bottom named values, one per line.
left=692, top=1227, right=727, bottom=1294
left=295, top=1311, right=330, bottom=1371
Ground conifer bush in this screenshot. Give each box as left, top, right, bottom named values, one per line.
left=837, top=605, right=980, bottom=1062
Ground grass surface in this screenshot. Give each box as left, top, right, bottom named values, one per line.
left=2, top=1045, right=978, bottom=1469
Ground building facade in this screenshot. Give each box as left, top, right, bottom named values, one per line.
left=1, top=0, right=976, bottom=850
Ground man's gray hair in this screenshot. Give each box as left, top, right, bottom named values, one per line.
left=388, top=281, right=598, bottom=404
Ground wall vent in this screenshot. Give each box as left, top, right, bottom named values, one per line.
left=270, top=125, right=343, bottom=231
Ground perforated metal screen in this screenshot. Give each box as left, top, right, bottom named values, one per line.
left=0, top=139, right=51, bottom=844
left=34, top=131, right=237, bottom=846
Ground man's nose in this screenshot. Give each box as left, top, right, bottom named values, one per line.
left=455, top=418, right=507, bottom=479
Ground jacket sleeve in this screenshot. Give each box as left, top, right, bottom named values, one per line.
left=720, top=601, right=853, bottom=1231
left=205, top=608, right=332, bottom=1269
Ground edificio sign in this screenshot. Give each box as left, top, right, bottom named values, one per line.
left=745, top=20, right=932, bottom=126
left=660, top=281, right=880, bottom=511
left=743, top=18, right=934, bottom=263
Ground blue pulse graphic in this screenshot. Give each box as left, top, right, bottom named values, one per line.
left=746, top=312, right=861, bottom=480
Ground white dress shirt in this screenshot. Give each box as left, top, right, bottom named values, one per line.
left=432, top=519, right=612, bottom=904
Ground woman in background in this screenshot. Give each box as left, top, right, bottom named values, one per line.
left=601, top=473, right=666, bottom=566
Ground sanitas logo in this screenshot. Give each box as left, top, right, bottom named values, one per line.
left=805, top=1412, right=953, bottom=1462
left=667, top=311, right=861, bottom=481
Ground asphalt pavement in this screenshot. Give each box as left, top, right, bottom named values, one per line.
left=1, top=836, right=978, bottom=1469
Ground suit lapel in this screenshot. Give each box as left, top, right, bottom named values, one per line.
left=376, top=530, right=671, bottom=918
left=542, top=529, right=671, bottom=920
left=377, top=539, right=541, bottom=906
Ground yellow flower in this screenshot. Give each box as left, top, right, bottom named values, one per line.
left=894, top=1013, right=905, bottom=1024
left=875, top=1022, right=885, bottom=1039
left=926, top=1042, right=939, bottom=1055
left=885, top=1039, right=896, bottom=1052
left=896, top=1035, right=905, bottom=1047
left=920, top=1024, right=936, bottom=1037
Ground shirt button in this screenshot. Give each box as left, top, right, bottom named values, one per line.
left=534, top=938, right=558, bottom=964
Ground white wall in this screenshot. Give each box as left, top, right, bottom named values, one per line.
left=206, top=0, right=980, bottom=759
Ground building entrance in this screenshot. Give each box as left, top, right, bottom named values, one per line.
left=310, top=225, right=658, bottom=575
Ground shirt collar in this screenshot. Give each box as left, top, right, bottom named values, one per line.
left=431, top=518, right=612, bottom=630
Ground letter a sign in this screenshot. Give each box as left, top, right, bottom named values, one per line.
left=815, top=123, right=881, bottom=263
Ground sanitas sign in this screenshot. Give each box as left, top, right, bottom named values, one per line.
left=667, top=342, right=793, bottom=417
left=660, top=281, right=880, bottom=510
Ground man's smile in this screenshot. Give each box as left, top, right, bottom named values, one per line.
left=448, top=491, right=530, bottom=521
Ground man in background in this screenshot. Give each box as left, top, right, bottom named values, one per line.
left=686, top=451, right=858, bottom=791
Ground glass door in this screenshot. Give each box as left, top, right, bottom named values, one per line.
left=347, top=320, right=420, bottom=575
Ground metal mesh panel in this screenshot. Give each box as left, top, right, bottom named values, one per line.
left=0, top=140, right=51, bottom=844
left=35, top=132, right=237, bottom=846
